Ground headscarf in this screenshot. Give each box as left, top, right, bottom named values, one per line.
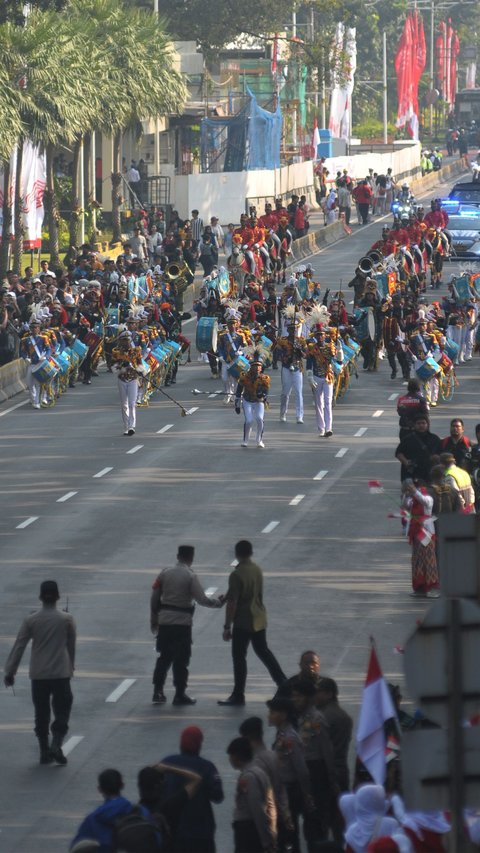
left=345, top=785, right=404, bottom=853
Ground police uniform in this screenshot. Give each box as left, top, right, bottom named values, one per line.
left=276, top=332, right=306, bottom=423
left=297, top=707, right=336, bottom=845
left=273, top=724, right=312, bottom=851
left=232, top=763, right=277, bottom=853
left=235, top=364, right=270, bottom=448
left=306, top=332, right=340, bottom=436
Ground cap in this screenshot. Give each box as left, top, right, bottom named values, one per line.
left=180, top=726, right=203, bottom=754
left=39, top=580, right=60, bottom=600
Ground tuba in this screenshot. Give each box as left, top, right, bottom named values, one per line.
left=367, top=249, right=384, bottom=269
left=164, top=260, right=189, bottom=294
left=358, top=256, right=374, bottom=276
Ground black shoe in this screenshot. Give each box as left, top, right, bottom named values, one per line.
left=50, top=737, right=67, bottom=765
left=127, top=428, right=135, bottom=436
left=390, top=371, right=397, bottom=379
left=217, top=694, right=245, bottom=706
left=83, top=379, right=91, bottom=385
left=324, top=430, right=333, bottom=437
left=39, top=741, right=54, bottom=765
left=172, top=693, right=197, bottom=706
left=152, top=690, right=166, bottom=704
left=91, top=369, right=99, bottom=377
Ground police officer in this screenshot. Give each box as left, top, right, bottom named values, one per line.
left=3, top=580, right=76, bottom=765
left=151, top=545, right=224, bottom=706
left=227, top=736, right=277, bottom=853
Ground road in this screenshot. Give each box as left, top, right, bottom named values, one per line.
left=0, top=171, right=476, bottom=852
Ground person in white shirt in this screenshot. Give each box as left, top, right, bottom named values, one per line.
left=210, top=217, right=225, bottom=254
left=147, top=225, right=163, bottom=266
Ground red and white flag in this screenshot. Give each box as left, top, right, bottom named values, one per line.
left=356, top=644, right=397, bottom=784
left=312, top=118, right=320, bottom=158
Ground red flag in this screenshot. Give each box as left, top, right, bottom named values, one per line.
left=436, top=22, right=446, bottom=98
left=356, top=645, right=397, bottom=784
left=449, top=29, right=460, bottom=107
left=395, top=14, right=414, bottom=131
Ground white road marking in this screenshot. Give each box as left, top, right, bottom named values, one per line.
left=289, top=494, right=305, bottom=506
left=0, top=400, right=29, bottom=418
left=62, top=735, right=84, bottom=756
left=313, top=470, right=328, bottom=481
left=335, top=448, right=348, bottom=458
left=355, top=428, right=367, bottom=437
left=262, top=521, right=279, bottom=533
left=182, top=316, right=195, bottom=325
left=186, top=407, right=199, bottom=415
left=205, top=586, right=218, bottom=596
left=93, top=467, right=113, bottom=478
left=388, top=393, right=399, bottom=401
left=127, top=445, right=143, bottom=454
left=105, top=678, right=136, bottom=703
left=372, top=410, right=384, bottom=418
left=16, top=516, right=38, bottom=529
left=56, top=491, right=78, bottom=503
left=157, top=424, right=173, bottom=434
left=208, top=393, right=217, bottom=398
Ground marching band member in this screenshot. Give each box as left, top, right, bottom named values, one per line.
left=306, top=310, right=342, bottom=437
left=20, top=317, right=52, bottom=409
left=217, top=311, right=251, bottom=404
left=234, top=354, right=270, bottom=448
left=276, top=306, right=307, bottom=424
left=111, top=329, right=142, bottom=435
left=410, top=318, right=440, bottom=407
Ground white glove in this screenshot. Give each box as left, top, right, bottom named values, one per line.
left=306, top=369, right=317, bottom=389
left=242, top=244, right=248, bottom=250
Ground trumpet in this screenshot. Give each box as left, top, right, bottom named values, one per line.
left=164, top=261, right=190, bottom=294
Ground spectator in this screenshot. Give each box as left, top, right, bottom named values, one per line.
left=70, top=769, right=135, bottom=852
left=239, top=716, right=291, bottom=839
left=276, top=649, right=321, bottom=699
left=210, top=217, right=225, bottom=254
left=130, top=227, right=148, bottom=265
left=352, top=181, right=373, bottom=225
left=440, top=418, right=471, bottom=468
left=325, top=188, right=338, bottom=225
left=294, top=200, right=306, bottom=238
left=440, top=452, right=475, bottom=513
left=190, top=209, right=204, bottom=243
left=395, top=414, right=442, bottom=483
left=147, top=226, right=163, bottom=266
left=337, top=180, right=352, bottom=227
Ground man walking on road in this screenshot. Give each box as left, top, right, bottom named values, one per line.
left=218, top=540, right=286, bottom=706
left=151, top=545, right=224, bottom=706
left=3, top=579, right=76, bottom=765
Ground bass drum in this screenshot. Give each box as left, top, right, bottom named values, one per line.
left=196, top=317, right=218, bottom=353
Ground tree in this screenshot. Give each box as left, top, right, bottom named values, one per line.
left=0, top=1, right=67, bottom=26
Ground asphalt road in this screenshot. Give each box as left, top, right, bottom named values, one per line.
left=0, top=170, right=477, bottom=852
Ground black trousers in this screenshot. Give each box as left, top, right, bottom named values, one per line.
left=31, top=678, right=73, bottom=742
left=231, top=627, right=286, bottom=696
left=233, top=820, right=263, bottom=853
left=174, top=839, right=216, bottom=853
left=153, top=624, right=192, bottom=694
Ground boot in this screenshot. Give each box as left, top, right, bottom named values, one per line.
left=50, top=733, right=67, bottom=765
left=38, top=737, right=53, bottom=765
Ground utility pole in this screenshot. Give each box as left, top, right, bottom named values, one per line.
left=292, top=10, right=298, bottom=150
left=154, top=0, right=161, bottom=177
left=383, top=31, right=388, bottom=144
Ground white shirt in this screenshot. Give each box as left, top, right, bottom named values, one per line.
left=126, top=167, right=140, bottom=183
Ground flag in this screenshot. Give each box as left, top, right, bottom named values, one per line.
left=436, top=22, right=446, bottom=99
left=411, top=11, right=426, bottom=140
left=312, top=118, right=320, bottom=158
left=328, top=22, right=346, bottom=138
left=449, top=29, right=460, bottom=108
left=0, top=140, right=45, bottom=249
left=368, top=480, right=384, bottom=494
left=395, top=14, right=414, bottom=132
left=340, top=27, right=356, bottom=140
left=356, top=644, right=397, bottom=785
left=466, top=61, right=476, bottom=90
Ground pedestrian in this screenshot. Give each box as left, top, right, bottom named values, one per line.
left=325, top=189, right=338, bottom=225
left=130, top=226, right=148, bottom=265
left=210, top=216, right=225, bottom=254
left=440, top=417, right=472, bottom=467
left=352, top=181, right=373, bottom=225
left=161, top=726, right=224, bottom=852
left=440, top=452, right=475, bottom=513
left=337, top=180, right=352, bottom=226
left=395, top=414, right=442, bottom=483
left=70, top=769, right=136, bottom=852
left=4, top=579, right=76, bottom=765
left=227, top=736, right=277, bottom=853
left=218, top=540, right=286, bottom=706
left=234, top=355, right=270, bottom=449
left=396, top=379, right=429, bottom=439
left=150, top=545, right=224, bottom=706
left=276, top=649, right=322, bottom=698
left=403, top=479, right=440, bottom=598
left=190, top=209, right=204, bottom=244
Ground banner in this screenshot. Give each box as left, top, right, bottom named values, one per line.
left=340, top=28, right=357, bottom=141
left=0, top=141, right=45, bottom=249
left=328, top=23, right=356, bottom=141
left=328, top=22, right=345, bottom=139
left=395, top=11, right=425, bottom=141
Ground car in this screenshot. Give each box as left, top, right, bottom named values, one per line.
left=448, top=181, right=480, bottom=206
left=442, top=204, right=480, bottom=258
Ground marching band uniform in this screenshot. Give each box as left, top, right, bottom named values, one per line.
left=306, top=329, right=341, bottom=437
left=20, top=321, right=51, bottom=409
left=112, top=335, right=141, bottom=435
left=217, top=318, right=251, bottom=402
left=410, top=322, right=440, bottom=406
left=235, top=358, right=270, bottom=448
left=276, top=326, right=306, bottom=424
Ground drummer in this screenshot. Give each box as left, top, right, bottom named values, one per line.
left=217, top=312, right=251, bottom=404
left=410, top=318, right=440, bottom=407
left=234, top=353, right=270, bottom=448
left=20, top=317, right=52, bottom=409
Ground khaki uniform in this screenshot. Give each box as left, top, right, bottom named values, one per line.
left=233, top=762, right=277, bottom=852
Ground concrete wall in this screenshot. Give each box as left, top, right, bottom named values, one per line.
left=323, top=142, right=422, bottom=184
left=0, top=358, right=27, bottom=403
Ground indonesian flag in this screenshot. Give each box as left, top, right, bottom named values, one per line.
left=312, top=118, right=320, bottom=158
left=449, top=29, right=460, bottom=108
left=356, top=645, right=397, bottom=784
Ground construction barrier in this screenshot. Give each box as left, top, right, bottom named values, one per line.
left=0, top=358, right=27, bottom=403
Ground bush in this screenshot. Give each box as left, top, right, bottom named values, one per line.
left=353, top=118, right=398, bottom=141
left=41, top=216, right=70, bottom=253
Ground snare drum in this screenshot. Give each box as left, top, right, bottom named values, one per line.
left=196, top=317, right=218, bottom=353
left=84, top=331, right=102, bottom=357
left=32, top=358, right=59, bottom=385
left=445, top=338, right=460, bottom=361
left=162, top=340, right=182, bottom=361
left=136, top=359, right=151, bottom=378
left=438, top=352, right=453, bottom=373
left=415, top=356, right=440, bottom=381
left=55, top=351, right=71, bottom=376
left=227, top=353, right=250, bottom=379
left=331, top=360, right=343, bottom=377
left=72, top=338, right=88, bottom=364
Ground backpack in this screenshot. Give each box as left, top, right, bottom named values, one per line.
left=113, top=807, right=164, bottom=852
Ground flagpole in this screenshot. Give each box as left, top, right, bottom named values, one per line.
left=430, top=0, right=434, bottom=135
left=383, top=31, right=388, bottom=144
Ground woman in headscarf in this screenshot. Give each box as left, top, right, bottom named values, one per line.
left=342, top=785, right=410, bottom=853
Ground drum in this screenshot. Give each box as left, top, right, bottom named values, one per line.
left=152, top=345, right=169, bottom=366
left=217, top=269, right=231, bottom=298
left=72, top=338, right=89, bottom=363
left=341, top=343, right=356, bottom=362
left=136, top=359, right=151, bottom=378
left=196, top=317, right=218, bottom=353
left=107, top=307, right=119, bottom=324
left=94, top=321, right=104, bottom=337
left=445, top=338, right=460, bottom=361
left=353, top=308, right=375, bottom=343
left=55, top=351, right=71, bottom=376
left=415, top=356, right=440, bottom=381
left=65, top=346, right=79, bottom=370
left=227, top=353, right=250, bottom=379
left=331, top=360, right=343, bottom=377
left=84, top=331, right=102, bottom=357
left=146, top=352, right=161, bottom=371
left=257, top=335, right=273, bottom=366
left=32, top=357, right=59, bottom=385
left=162, top=340, right=182, bottom=360
left=439, top=352, right=453, bottom=373
left=346, top=338, right=360, bottom=354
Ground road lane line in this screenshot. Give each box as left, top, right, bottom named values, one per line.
left=289, top=495, right=305, bottom=506
left=355, top=428, right=367, bottom=437
left=56, top=491, right=78, bottom=503
left=262, top=521, right=279, bottom=533
left=105, top=679, right=136, bottom=703
left=93, top=467, right=113, bottom=478
left=16, top=516, right=38, bottom=529
left=388, top=393, right=399, bottom=401
left=372, top=410, right=384, bottom=418
left=157, top=425, right=173, bottom=434
left=62, top=736, right=84, bottom=756
left=127, top=445, right=143, bottom=454
left=186, top=407, right=199, bottom=415
left=335, top=448, right=348, bottom=458
left=313, top=470, right=328, bottom=481
left=205, top=587, right=218, bottom=596
left=0, top=400, right=29, bottom=418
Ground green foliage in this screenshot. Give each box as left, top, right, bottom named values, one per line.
left=41, top=216, right=70, bottom=252
left=352, top=118, right=397, bottom=140
left=0, top=0, right=67, bottom=26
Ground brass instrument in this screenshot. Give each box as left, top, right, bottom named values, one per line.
left=164, top=261, right=190, bottom=294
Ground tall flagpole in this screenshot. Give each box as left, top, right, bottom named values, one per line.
left=383, top=31, right=388, bottom=144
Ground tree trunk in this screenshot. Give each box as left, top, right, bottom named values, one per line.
left=111, top=131, right=122, bottom=246
left=68, top=135, right=82, bottom=249
left=44, top=143, right=61, bottom=269
left=0, top=158, right=12, bottom=275
left=12, top=139, right=24, bottom=276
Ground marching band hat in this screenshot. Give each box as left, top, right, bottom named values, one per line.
left=160, top=302, right=171, bottom=310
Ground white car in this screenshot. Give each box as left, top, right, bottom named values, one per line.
left=442, top=203, right=480, bottom=259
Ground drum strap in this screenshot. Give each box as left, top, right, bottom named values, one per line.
left=226, top=332, right=239, bottom=355
left=29, top=336, right=43, bottom=361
